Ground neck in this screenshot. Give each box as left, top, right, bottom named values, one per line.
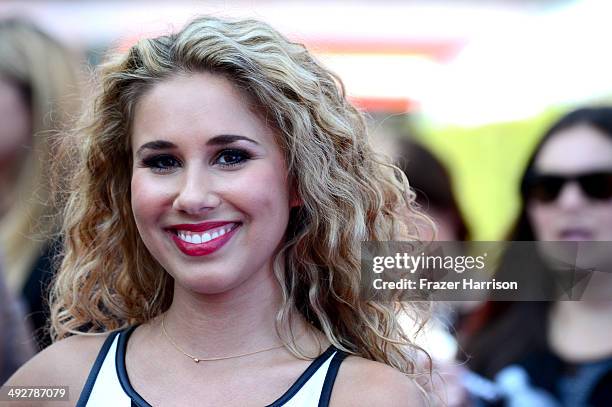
left=159, top=265, right=311, bottom=358
left=549, top=301, right=612, bottom=362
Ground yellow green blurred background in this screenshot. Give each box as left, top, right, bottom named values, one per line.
left=415, top=109, right=564, bottom=240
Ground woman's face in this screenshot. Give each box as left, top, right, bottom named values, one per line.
left=0, top=78, right=31, bottom=214
left=131, top=72, right=296, bottom=295
left=527, top=124, right=612, bottom=241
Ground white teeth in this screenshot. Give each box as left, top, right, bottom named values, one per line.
left=175, top=224, right=237, bottom=244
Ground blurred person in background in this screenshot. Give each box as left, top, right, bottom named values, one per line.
left=0, top=18, right=81, bottom=349
left=396, top=138, right=469, bottom=242
left=460, top=107, right=612, bottom=406
left=395, top=137, right=474, bottom=407
left=0, top=254, right=36, bottom=383
left=395, top=137, right=476, bottom=331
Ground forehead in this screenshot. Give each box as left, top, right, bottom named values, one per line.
left=131, top=72, right=274, bottom=148
left=535, top=124, right=612, bottom=173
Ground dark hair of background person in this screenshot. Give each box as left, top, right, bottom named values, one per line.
left=395, top=138, right=469, bottom=241
left=0, top=18, right=80, bottom=350
left=459, top=106, right=612, bottom=379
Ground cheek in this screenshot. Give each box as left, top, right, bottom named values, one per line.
left=592, top=202, right=612, bottom=236
left=131, top=173, right=149, bottom=224
left=0, top=87, right=31, bottom=158
left=0, top=110, right=30, bottom=183
left=130, top=172, right=171, bottom=230
left=232, top=165, right=291, bottom=230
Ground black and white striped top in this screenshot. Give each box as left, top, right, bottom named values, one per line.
left=76, top=326, right=347, bottom=406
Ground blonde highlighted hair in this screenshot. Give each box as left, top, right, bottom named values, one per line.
left=0, top=19, right=80, bottom=292
left=51, top=16, right=431, bottom=374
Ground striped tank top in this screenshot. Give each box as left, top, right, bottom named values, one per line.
left=76, top=326, right=347, bottom=406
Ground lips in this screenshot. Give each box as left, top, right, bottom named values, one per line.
left=166, top=221, right=241, bottom=256
left=168, top=221, right=238, bottom=233
left=558, top=228, right=594, bottom=241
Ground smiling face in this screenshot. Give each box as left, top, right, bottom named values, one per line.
left=527, top=124, right=612, bottom=241
left=131, top=72, right=295, bottom=295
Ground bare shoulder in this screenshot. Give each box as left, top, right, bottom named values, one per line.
left=3, top=333, right=111, bottom=407
left=331, top=355, right=426, bottom=407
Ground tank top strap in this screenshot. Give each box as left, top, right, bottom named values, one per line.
left=77, top=327, right=349, bottom=407
left=76, top=328, right=133, bottom=407
left=317, top=349, right=349, bottom=406
left=270, top=346, right=349, bottom=407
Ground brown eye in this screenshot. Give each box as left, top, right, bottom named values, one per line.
left=142, top=154, right=181, bottom=173
left=215, top=149, right=250, bottom=167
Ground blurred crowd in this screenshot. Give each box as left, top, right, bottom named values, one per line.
left=1, top=16, right=611, bottom=407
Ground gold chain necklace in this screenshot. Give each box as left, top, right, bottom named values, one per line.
left=161, top=314, right=285, bottom=363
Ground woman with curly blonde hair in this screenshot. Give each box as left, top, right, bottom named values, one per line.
left=7, top=16, right=430, bottom=406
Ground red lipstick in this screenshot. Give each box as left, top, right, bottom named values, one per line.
left=167, top=222, right=240, bottom=256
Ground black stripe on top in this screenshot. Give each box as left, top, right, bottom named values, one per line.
left=318, top=350, right=349, bottom=407
left=116, top=325, right=152, bottom=407
left=267, top=346, right=338, bottom=406
left=115, top=325, right=343, bottom=406
left=75, top=331, right=122, bottom=407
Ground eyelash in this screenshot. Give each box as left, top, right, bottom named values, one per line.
left=140, top=149, right=251, bottom=173
left=141, top=154, right=179, bottom=174
left=215, top=149, right=252, bottom=168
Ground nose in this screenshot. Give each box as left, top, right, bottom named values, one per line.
left=556, top=181, right=587, bottom=211
left=172, top=167, right=221, bottom=215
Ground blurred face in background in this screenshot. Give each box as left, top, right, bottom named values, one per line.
left=526, top=124, right=612, bottom=242
left=0, top=78, right=31, bottom=215
left=419, top=206, right=461, bottom=241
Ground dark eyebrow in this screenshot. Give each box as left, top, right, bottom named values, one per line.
left=206, top=134, right=260, bottom=146
left=135, top=135, right=259, bottom=157
left=136, top=140, right=177, bottom=157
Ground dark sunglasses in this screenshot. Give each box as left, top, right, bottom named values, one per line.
left=523, top=170, right=612, bottom=203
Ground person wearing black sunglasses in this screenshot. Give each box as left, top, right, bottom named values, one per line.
left=522, top=115, right=612, bottom=242
left=460, top=107, right=612, bottom=407
left=523, top=171, right=612, bottom=206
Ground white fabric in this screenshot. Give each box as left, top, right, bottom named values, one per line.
left=282, top=354, right=334, bottom=406
left=83, top=332, right=336, bottom=406
left=85, top=334, right=131, bottom=406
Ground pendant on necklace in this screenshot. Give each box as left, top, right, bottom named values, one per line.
left=194, top=358, right=200, bottom=363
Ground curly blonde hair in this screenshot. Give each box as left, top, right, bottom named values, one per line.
left=51, top=15, right=431, bottom=374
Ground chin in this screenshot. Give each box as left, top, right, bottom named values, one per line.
left=176, top=274, right=242, bottom=295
